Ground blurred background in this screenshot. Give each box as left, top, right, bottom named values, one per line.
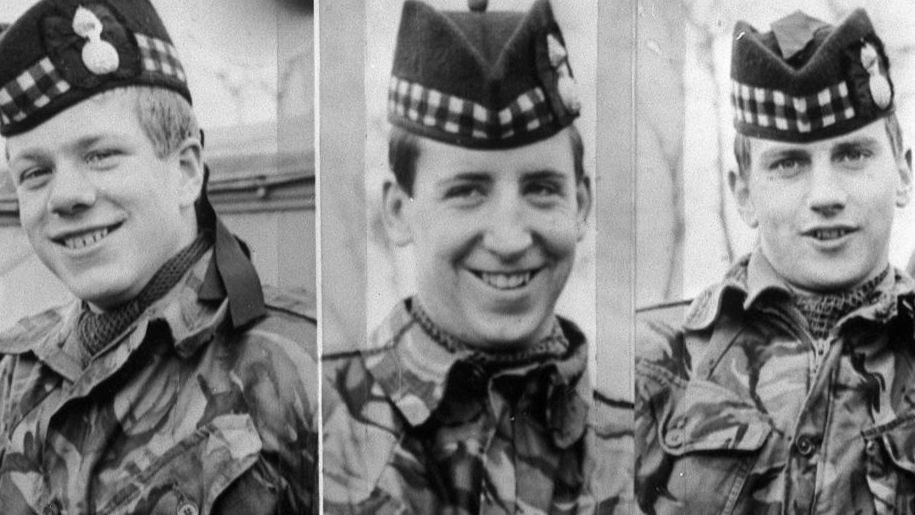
left=0, top=0, right=315, bottom=328
left=636, top=1, right=915, bottom=306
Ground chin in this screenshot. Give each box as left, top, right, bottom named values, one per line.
left=62, top=271, right=137, bottom=308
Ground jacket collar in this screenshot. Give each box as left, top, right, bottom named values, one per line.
left=0, top=250, right=229, bottom=383
left=684, top=249, right=915, bottom=331
left=363, top=299, right=593, bottom=449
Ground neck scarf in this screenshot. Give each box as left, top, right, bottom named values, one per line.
left=408, top=299, right=569, bottom=369
left=76, top=234, right=212, bottom=361
left=793, top=267, right=889, bottom=339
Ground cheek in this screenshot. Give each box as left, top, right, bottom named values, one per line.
left=16, top=194, right=46, bottom=232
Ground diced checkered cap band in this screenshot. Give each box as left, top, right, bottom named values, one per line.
left=0, top=57, right=70, bottom=125
left=731, top=79, right=856, bottom=134
left=388, top=76, right=554, bottom=141
left=0, top=33, right=185, bottom=128
left=135, top=33, right=186, bottom=83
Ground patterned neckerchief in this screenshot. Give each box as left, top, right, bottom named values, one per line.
left=793, top=267, right=890, bottom=340
left=408, top=299, right=570, bottom=369
left=75, top=233, right=212, bottom=362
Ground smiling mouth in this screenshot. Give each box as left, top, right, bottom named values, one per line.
left=55, top=223, right=122, bottom=250
left=471, top=269, right=541, bottom=290
left=805, top=228, right=856, bottom=241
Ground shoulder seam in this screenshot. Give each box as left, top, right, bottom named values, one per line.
left=635, top=298, right=693, bottom=313
left=593, top=390, right=634, bottom=409
left=263, top=303, right=317, bottom=323
left=321, top=345, right=395, bottom=361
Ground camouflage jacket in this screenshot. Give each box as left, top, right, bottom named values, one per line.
left=636, top=251, right=915, bottom=514
left=0, top=251, right=318, bottom=514
left=322, top=300, right=633, bottom=514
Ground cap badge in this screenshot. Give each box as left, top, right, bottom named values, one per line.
left=72, top=6, right=119, bottom=75
left=547, top=34, right=580, bottom=114
left=861, top=42, right=891, bottom=109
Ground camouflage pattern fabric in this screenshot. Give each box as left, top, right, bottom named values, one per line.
left=322, top=299, right=633, bottom=514
left=636, top=251, right=915, bottom=514
left=0, top=251, right=318, bottom=514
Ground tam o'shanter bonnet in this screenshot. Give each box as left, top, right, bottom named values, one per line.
left=0, top=0, right=190, bottom=137
left=731, top=9, right=894, bottom=142
left=389, top=0, right=580, bottom=149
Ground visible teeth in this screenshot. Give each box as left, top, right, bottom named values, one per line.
left=479, top=271, right=533, bottom=290
left=813, top=229, right=850, bottom=240
left=64, top=227, right=109, bottom=250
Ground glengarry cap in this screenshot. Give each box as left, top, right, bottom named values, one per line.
left=389, top=0, right=580, bottom=149
left=731, top=9, right=893, bottom=142
left=0, top=0, right=191, bottom=136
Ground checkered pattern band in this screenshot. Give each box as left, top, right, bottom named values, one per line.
left=731, top=79, right=855, bottom=134
left=0, top=57, right=71, bottom=126
left=388, top=76, right=554, bottom=141
left=135, top=33, right=186, bottom=83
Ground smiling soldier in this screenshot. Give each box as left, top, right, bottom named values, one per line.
left=636, top=9, right=915, bottom=514
left=0, top=1, right=317, bottom=513
left=322, top=0, right=631, bottom=513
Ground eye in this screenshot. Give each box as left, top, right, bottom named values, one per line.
left=835, top=148, right=873, bottom=166
left=524, top=180, right=563, bottom=198
left=768, top=157, right=806, bottom=177
left=444, top=183, right=486, bottom=201
left=18, top=167, right=52, bottom=187
left=85, top=149, right=121, bottom=168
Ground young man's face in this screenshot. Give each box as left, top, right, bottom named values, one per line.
left=386, top=127, right=590, bottom=348
left=732, top=119, right=911, bottom=293
left=6, top=90, right=200, bottom=310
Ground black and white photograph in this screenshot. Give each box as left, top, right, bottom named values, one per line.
left=320, top=0, right=633, bottom=512
left=635, top=2, right=915, bottom=513
left=0, top=0, right=317, bottom=513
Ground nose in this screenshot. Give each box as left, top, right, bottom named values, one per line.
left=47, top=162, right=96, bottom=217
left=806, top=163, right=847, bottom=217
left=482, top=194, right=533, bottom=259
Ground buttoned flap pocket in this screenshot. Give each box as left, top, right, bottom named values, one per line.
left=98, top=413, right=263, bottom=515
left=862, top=414, right=915, bottom=512
left=660, top=379, right=772, bottom=456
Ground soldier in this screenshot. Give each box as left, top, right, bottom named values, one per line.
left=636, top=8, right=915, bottom=514
left=322, top=0, right=631, bottom=513
left=0, top=1, right=317, bottom=513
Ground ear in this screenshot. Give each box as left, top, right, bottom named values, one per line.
left=897, top=148, right=913, bottom=208
left=173, top=137, right=204, bottom=208
left=575, top=176, right=592, bottom=241
left=381, top=179, right=414, bottom=247
left=728, top=168, right=758, bottom=228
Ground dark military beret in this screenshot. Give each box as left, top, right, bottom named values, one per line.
left=389, top=0, right=580, bottom=149
left=731, top=9, right=894, bottom=142
left=0, top=0, right=191, bottom=137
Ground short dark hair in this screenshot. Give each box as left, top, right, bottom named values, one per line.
left=733, top=113, right=906, bottom=177
left=388, top=124, right=587, bottom=195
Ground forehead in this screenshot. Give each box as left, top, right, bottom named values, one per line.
left=749, top=119, right=891, bottom=161
left=414, top=129, right=577, bottom=181
left=6, top=89, right=140, bottom=158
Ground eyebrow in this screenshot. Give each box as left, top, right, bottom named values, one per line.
left=831, top=136, right=880, bottom=154
left=9, top=134, right=121, bottom=165
left=436, top=172, right=493, bottom=185
left=522, top=169, right=568, bottom=181
left=758, top=147, right=810, bottom=164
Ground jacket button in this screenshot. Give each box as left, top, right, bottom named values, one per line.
left=177, top=501, right=199, bottom=515
left=865, top=440, right=878, bottom=455
left=667, top=429, right=683, bottom=446
left=795, top=435, right=816, bottom=457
